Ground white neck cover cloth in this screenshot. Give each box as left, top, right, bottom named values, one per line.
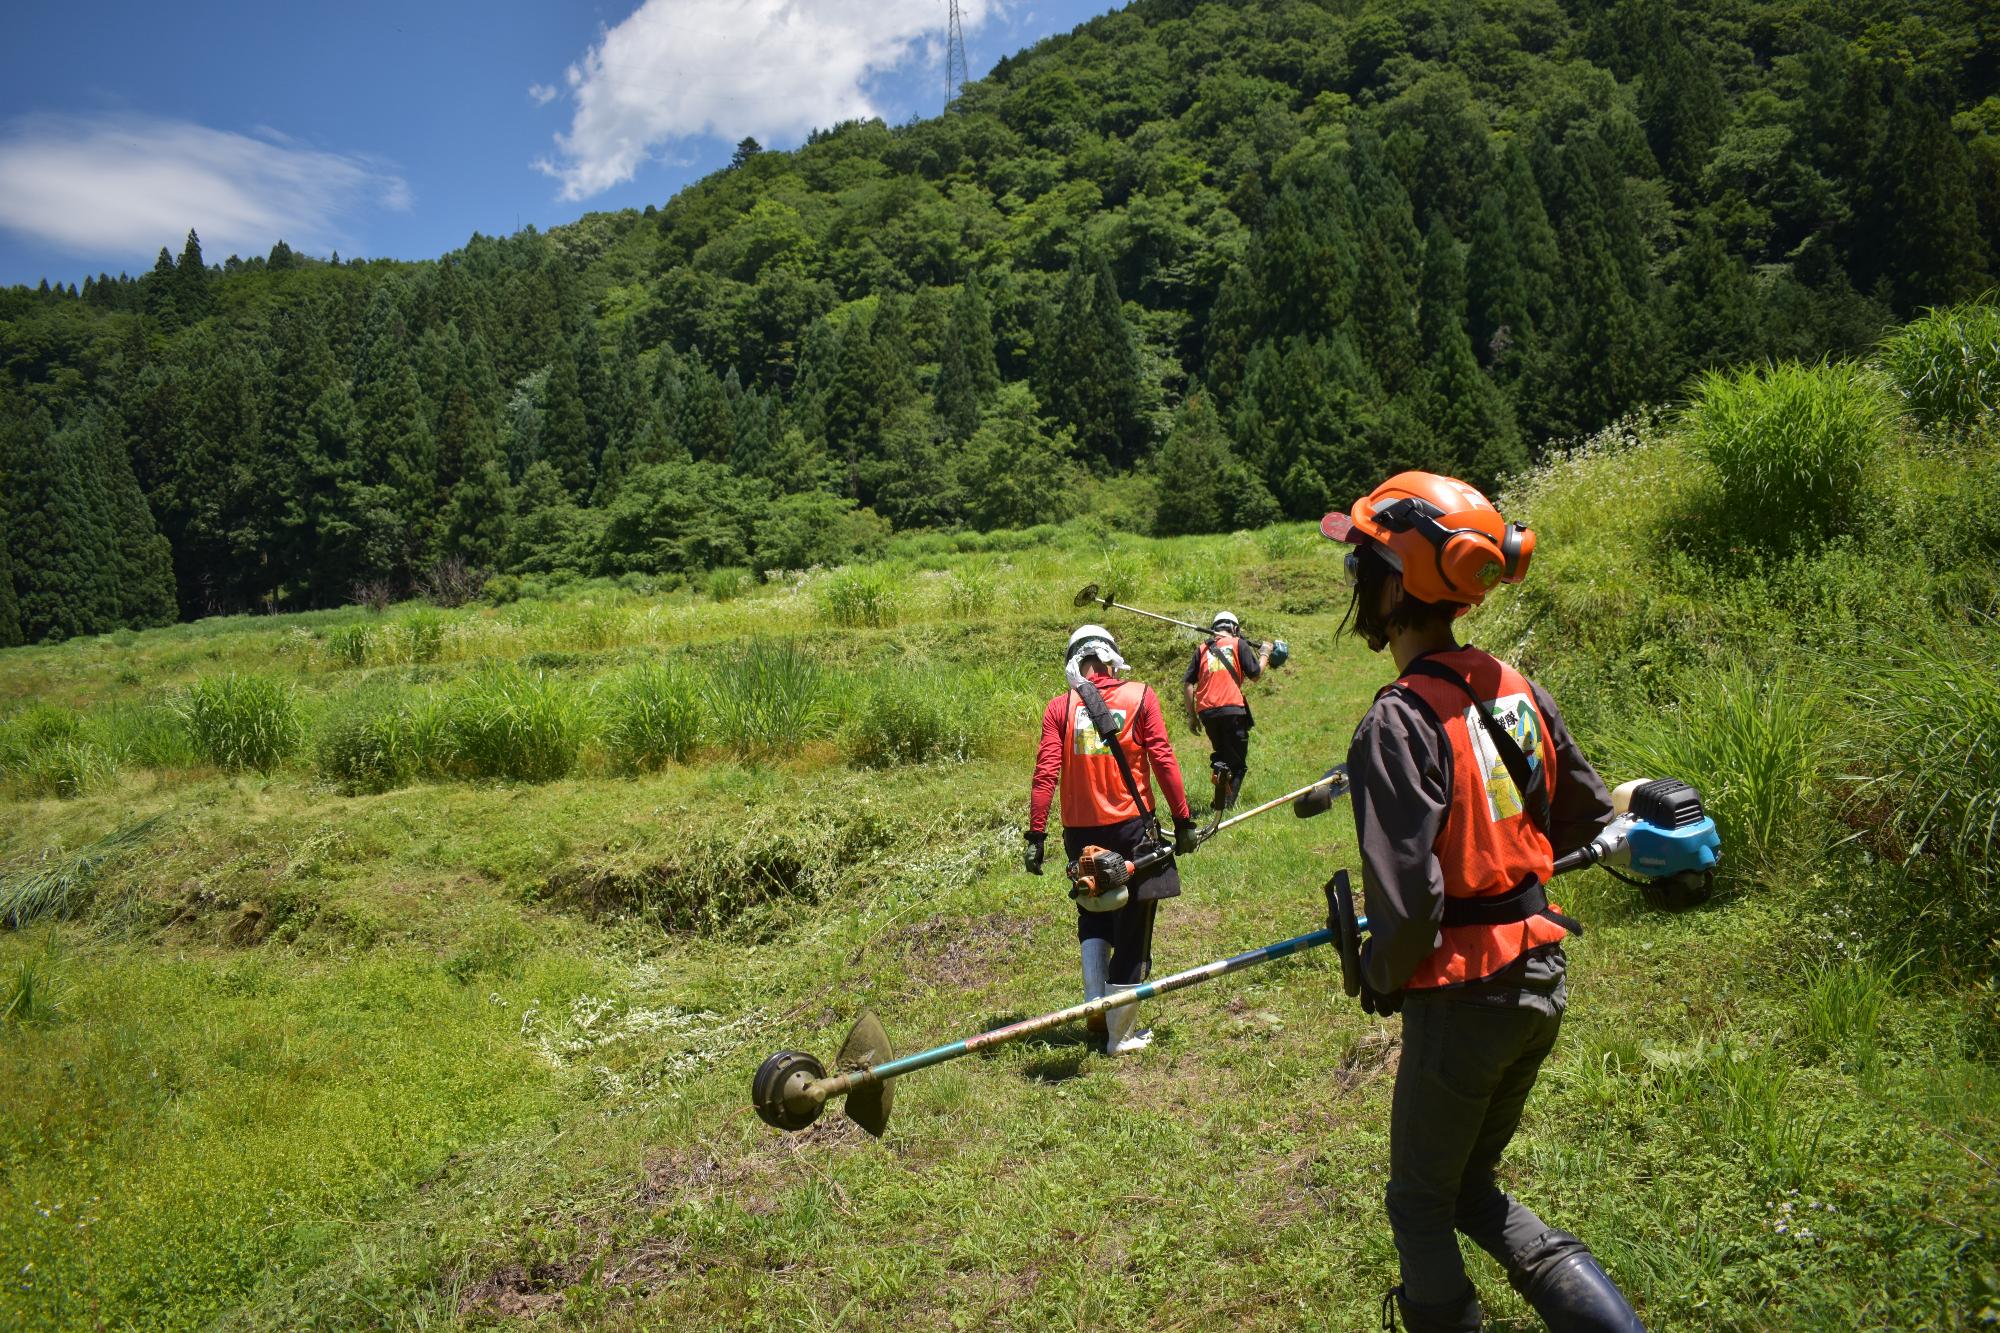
left=1065, top=644, right=1130, bottom=693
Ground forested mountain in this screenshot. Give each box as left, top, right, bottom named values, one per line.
left=3, top=0, right=1995, bottom=641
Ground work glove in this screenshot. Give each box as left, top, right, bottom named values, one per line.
left=1023, top=831, right=1045, bottom=876
left=1173, top=816, right=1201, bottom=856
left=1292, top=765, right=1345, bottom=818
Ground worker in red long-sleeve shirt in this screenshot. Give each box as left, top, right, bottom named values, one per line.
left=1024, top=624, right=1198, bottom=1055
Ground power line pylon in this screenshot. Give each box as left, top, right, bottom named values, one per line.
left=945, top=0, right=970, bottom=111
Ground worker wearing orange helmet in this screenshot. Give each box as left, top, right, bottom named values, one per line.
left=1308, top=472, right=1642, bottom=1332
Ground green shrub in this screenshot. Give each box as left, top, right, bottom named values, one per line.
left=705, top=567, right=750, bottom=603
left=603, top=661, right=703, bottom=771
left=820, top=566, right=900, bottom=627
left=844, top=673, right=996, bottom=768
left=321, top=623, right=374, bottom=669
left=1682, top=361, right=1897, bottom=555
left=1878, top=300, right=2000, bottom=428
left=703, top=642, right=835, bottom=756
left=315, top=708, right=411, bottom=795
left=176, top=674, right=304, bottom=772
left=446, top=669, right=588, bottom=782
left=1601, top=665, right=1830, bottom=879
left=0, top=953, right=65, bottom=1027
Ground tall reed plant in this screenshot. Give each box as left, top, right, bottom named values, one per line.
left=702, top=642, right=836, bottom=756
left=1878, top=299, right=2000, bottom=429
left=1683, top=361, right=1897, bottom=556
left=175, top=674, right=304, bottom=772
left=603, top=661, right=704, bottom=771
left=445, top=668, right=589, bottom=782
left=820, top=567, right=900, bottom=627
left=844, top=671, right=998, bottom=768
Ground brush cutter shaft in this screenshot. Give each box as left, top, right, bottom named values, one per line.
left=1077, top=585, right=1269, bottom=648
left=1202, top=770, right=1350, bottom=842
left=803, top=912, right=1373, bottom=1105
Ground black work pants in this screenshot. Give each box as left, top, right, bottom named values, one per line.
left=1386, top=980, right=1566, bottom=1304
left=1199, top=710, right=1251, bottom=781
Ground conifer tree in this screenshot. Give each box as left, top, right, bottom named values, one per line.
left=1668, top=218, right=1758, bottom=376
left=1153, top=393, right=1279, bottom=536
left=1418, top=218, right=1520, bottom=487
left=1640, top=39, right=1727, bottom=192
left=0, top=514, right=21, bottom=648
left=144, top=246, right=181, bottom=329
left=76, top=408, right=177, bottom=627
left=935, top=278, right=1000, bottom=441
left=0, top=401, right=121, bottom=641
left=1465, top=186, right=1530, bottom=374
left=539, top=339, right=593, bottom=495
left=1036, top=257, right=1144, bottom=467
left=440, top=420, right=513, bottom=570
left=176, top=229, right=214, bottom=322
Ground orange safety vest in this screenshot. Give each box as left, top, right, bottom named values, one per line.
left=1060, top=679, right=1158, bottom=829
left=1192, top=635, right=1249, bottom=712
left=1387, top=648, right=1569, bottom=989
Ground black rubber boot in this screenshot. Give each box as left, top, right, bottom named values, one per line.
left=1382, top=1283, right=1482, bottom=1332
left=1508, top=1231, right=1644, bottom=1332
left=1209, top=760, right=1238, bottom=813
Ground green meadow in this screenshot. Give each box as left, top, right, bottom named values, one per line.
left=4, top=310, right=1999, bottom=1328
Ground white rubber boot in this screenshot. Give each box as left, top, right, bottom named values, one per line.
left=1081, top=939, right=1111, bottom=1040
left=1105, top=982, right=1153, bottom=1055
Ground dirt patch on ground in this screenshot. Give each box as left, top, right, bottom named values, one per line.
left=875, top=909, right=1038, bottom=991
left=1335, top=1026, right=1401, bottom=1092
left=459, top=1262, right=575, bottom=1320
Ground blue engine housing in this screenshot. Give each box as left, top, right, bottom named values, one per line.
left=1624, top=816, right=1721, bottom=879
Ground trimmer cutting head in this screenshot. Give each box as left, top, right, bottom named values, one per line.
left=750, top=1011, right=898, bottom=1136
left=751, top=1050, right=827, bottom=1131
left=1074, top=583, right=1107, bottom=608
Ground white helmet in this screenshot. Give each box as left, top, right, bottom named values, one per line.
left=1066, top=623, right=1118, bottom=664
left=1211, top=610, right=1240, bottom=634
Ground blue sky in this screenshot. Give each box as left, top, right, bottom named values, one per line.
left=0, top=0, right=1121, bottom=288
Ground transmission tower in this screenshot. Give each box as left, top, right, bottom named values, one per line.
left=945, top=0, right=970, bottom=111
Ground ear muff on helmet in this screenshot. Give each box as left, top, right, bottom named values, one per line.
left=1372, top=496, right=1535, bottom=601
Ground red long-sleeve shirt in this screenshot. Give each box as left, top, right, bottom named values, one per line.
left=1028, top=672, right=1191, bottom=833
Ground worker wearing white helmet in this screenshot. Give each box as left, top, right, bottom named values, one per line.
left=1025, top=625, right=1198, bottom=1055
left=1182, top=609, right=1273, bottom=813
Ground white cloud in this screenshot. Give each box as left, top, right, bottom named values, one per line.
left=0, top=113, right=409, bottom=264
left=528, top=83, right=559, bottom=107
left=537, top=0, right=998, bottom=201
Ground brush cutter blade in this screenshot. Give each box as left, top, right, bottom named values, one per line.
left=837, top=1009, right=896, bottom=1137
left=1073, top=583, right=1101, bottom=608
left=752, top=1050, right=828, bottom=1132
left=1328, top=870, right=1363, bottom=999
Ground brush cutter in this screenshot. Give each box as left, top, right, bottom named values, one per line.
left=1065, top=769, right=1352, bottom=912
left=754, top=777, right=1720, bottom=1137
left=1073, top=584, right=1290, bottom=667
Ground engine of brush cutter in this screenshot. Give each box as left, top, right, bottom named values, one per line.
left=1555, top=777, right=1721, bottom=910
left=1067, top=845, right=1135, bottom=912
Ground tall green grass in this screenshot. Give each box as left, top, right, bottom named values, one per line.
left=1684, top=361, right=1899, bottom=555
left=1878, top=299, right=2000, bottom=428
left=844, top=672, right=999, bottom=768
left=315, top=707, right=412, bottom=795
left=602, top=661, right=704, bottom=771
left=1856, top=633, right=2000, bottom=959
left=175, top=674, right=304, bottom=772
left=702, top=642, right=835, bottom=755
left=820, top=566, right=900, bottom=627
left=444, top=669, right=589, bottom=783
left=1601, top=665, right=1830, bottom=878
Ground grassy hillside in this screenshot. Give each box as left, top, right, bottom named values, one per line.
left=4, top=308, right=1999, bottom=1328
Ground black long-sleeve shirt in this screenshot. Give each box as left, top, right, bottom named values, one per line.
left=1346, top=669, right=1613, bottom=994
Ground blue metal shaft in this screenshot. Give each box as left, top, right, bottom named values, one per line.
left=806, top=915, right=1368, bottom=1102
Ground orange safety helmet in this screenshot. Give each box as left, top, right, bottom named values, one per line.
left=1319, top=471, right=1535, bottom=606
